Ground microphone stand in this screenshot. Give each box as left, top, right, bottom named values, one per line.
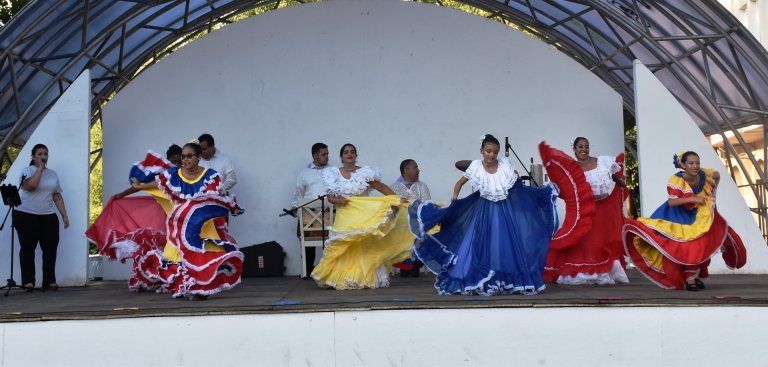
left=505, top=136, right=539, bottom=187
left=280, top=194, right=330, bottom=245
left=0, top=183, right=41, bottom=295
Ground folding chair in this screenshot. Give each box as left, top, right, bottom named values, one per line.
left=297, top=197, right=333, bottom=278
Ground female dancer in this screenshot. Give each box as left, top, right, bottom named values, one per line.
left=88, top=142, right=243, bottom=299
left=311, top=143, right=413, bottom=289
left=408, top=135, right=592, bottom=295
left=623, top=151, right=746, bottom=290
left=544, top=137, right=629, bottom=284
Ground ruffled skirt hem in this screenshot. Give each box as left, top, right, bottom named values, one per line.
left=312, top=196, right=413, bottom=290
left=548, top=260, right=629, bottom=285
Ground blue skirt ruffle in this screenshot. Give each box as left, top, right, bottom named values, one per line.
left=409, top=181, right=558, bottom=295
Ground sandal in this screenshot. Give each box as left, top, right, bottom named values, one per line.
left=685, top=282, right=699, bottom=291
left=694, top=278, right=706, bottom=289
left=46, top=283, right=59, bottom=291
left=23, top=283, right=34, bottom=292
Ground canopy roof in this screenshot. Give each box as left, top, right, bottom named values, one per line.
left=1, top=0, right=767, bottom=182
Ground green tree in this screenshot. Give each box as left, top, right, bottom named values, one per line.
left=625, top=125, right=640, bottom=218
left=0, top=0, right=31, bottom=27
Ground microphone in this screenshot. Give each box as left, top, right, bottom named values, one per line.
left=505, top=137, right=510, bottom=157
left=279, top=208, right=297, bottom=218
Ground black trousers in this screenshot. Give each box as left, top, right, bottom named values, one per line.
left=296, top=222, right=316, bottom=275
left=13, top=211, right=59, bottom=287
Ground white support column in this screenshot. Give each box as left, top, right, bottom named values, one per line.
left=634, top=60, right=768, bottom=274
left=0, top=70, right=91, bottom=287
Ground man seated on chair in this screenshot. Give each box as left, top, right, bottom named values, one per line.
left=391, top=159, right=431, bottom=277
left=293, top=143, right=334, bottom=278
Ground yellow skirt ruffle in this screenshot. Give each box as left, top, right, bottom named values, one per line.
left=144, top=188, right=224, bottom=262
left=311, top=195, right=414, bottom=289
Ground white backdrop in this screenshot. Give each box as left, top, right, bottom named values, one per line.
left=102, top=0, right=623, bottom=276
left=0, top=70, right=90, bottom=287
left=634, top=60, right=768, bottom=273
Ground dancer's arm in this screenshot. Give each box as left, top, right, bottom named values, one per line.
left=114, top=186, right=140, bottom=199
left=452, top=176, right=468, bottom=201
left=328, top=195, right=349, bottom=206
left=131, top=177, right=157, bottom=191
left=668, top=196, right=705, bottom=206
left=611, top=173, right=626, bottom=187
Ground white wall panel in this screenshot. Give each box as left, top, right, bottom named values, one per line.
left=634, top=60, right=768, bottom=273
left=0, top=70, right=90, bottom=287
left=102, top=0, right=623, bottom=276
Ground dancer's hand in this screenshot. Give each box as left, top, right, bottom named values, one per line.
left=689, top=197, right=705, bottom=205
left=328, top=196, right=349, bottom=206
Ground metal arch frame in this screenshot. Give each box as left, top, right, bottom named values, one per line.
left=1, top=0, right=768, bottom=234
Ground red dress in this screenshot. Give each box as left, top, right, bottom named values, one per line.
left=544, top=153, right=628, bottom=284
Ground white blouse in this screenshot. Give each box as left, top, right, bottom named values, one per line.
left=584, top=156, right=621, bottom=200
left=464, top=157, right=518, bottom=202
left=323, top=166, right=382, bottom=198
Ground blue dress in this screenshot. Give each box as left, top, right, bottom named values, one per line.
left=409, top=158, right=558, bottom=295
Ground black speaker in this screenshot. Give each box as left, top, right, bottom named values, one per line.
left=241, top=241, right=286, bottom=277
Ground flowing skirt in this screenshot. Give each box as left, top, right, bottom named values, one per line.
left=86, top=191, right=243, bottom=297
left=544, top=187, right=628, bottom=284
left=409, top=181, right=558, bottom=296
left=623, top=208, right=746, bottom=290
left=311, top=195, right=413, bottom=289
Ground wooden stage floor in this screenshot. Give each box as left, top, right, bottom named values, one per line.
left=1, top=270, right=766, bottom=323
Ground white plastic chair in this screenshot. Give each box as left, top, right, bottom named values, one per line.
left=297, top=197, right=333, bottom=278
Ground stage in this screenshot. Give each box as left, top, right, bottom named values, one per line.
left=1, top=269, right=767, bottom=366
left=1, top=269, right=766, bottom=323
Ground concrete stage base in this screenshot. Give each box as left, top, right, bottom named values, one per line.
left=0, top=270, right=766, bottom=366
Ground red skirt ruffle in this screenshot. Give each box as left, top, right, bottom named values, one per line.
left=544, top=187, right=626, bottom=281
left=538, top=142, right=597, bottom=250
left=623, top=211, right=747, bottom=289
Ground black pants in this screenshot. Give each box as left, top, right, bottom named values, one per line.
left=296, top=222, right=316, bottom=275
left=13, top=211, right=59, bottom=287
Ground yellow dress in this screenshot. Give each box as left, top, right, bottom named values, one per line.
left=311, top=166, right=413, bottom=289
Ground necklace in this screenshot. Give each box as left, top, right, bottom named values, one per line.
left=483, top=161, right=498, bottom=166
left=183, top=166, right=201, bottom=176
left=341, top=166, right=357, bottom=172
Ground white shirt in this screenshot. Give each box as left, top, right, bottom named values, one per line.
left=323, top=166, right=382, bottom=198
left=17, top=166, right=62, bottom=215
left=199, top=148, right=237, bottom=193
left=584, top=156, right=621, bottom=200
left=463, top=157, right=518, bottom=202
left=293, top=163, right=335, bottom=207
left=391, top=179, right=431, bottom=201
